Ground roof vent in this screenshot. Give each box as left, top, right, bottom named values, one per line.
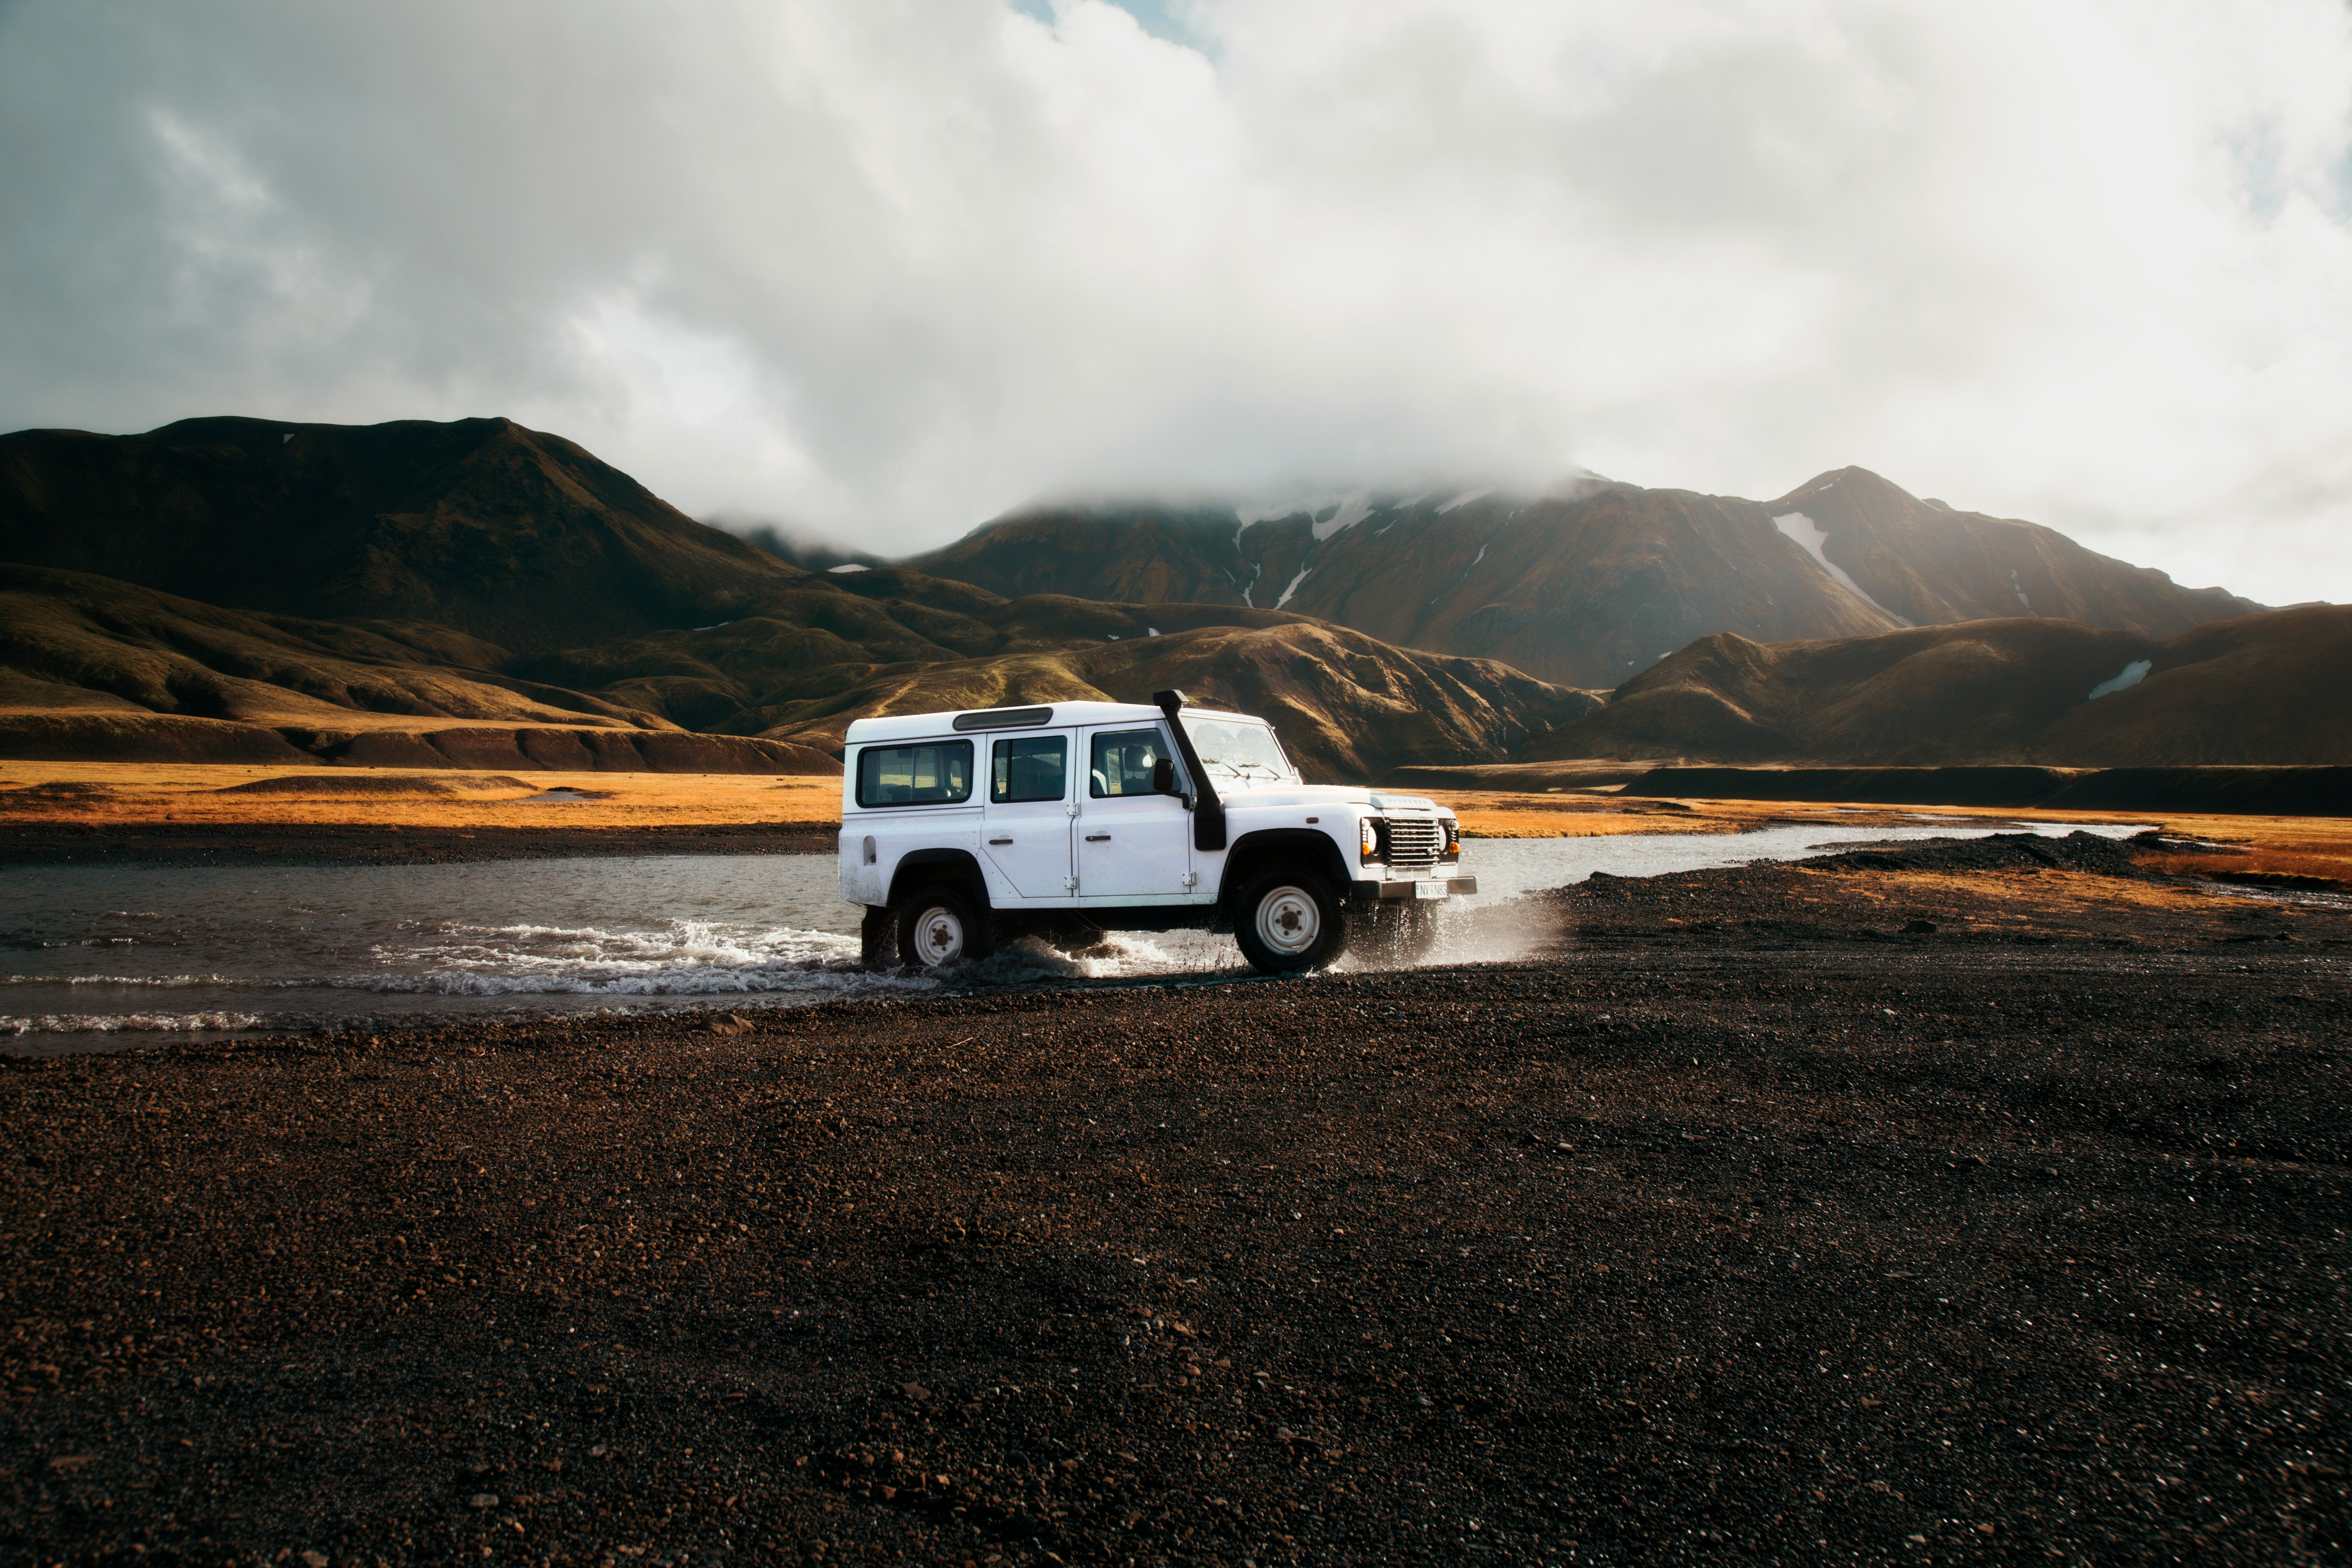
left=951, top=705, right=1054, bottom=731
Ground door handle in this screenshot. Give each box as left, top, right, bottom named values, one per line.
left=987, top=837, right=1013, bottom=845
left=1084, top=833, right=1111, bottom=842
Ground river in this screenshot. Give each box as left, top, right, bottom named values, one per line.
left=1, top=819, right=2148, bottom=1054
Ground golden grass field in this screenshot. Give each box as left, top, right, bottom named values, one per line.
left=0, top=761, right=842, bottom=831
left=3, top=760, right=2345, bottom=873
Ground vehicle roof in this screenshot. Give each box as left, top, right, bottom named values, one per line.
left=843, top=701, right=1256, bottom=746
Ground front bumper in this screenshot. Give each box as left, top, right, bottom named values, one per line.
left=1352, top=875, right=1476, bottom=900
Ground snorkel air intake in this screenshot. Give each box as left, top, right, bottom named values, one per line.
left=1153, top=688, right=1227, bottom=852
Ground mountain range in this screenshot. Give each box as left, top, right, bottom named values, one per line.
left=903, top=470, right=2259, bottom=688
left=0, top=419, right=1589, bottom=777
left=1525, top=606, right=2352, bottom=768
left=0, top=413, right=2336, bottom=780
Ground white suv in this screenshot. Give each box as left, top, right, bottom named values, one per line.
left=838, top=690, right=1474, bottom=974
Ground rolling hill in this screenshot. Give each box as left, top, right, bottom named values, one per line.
left=903, top=472, right=2260, bottom=688
left=0, top=559, right=1597, bottom=781
left=0, top=564, right=838, bottom=772
left=1521, top=605, right=2352, bottom=768
left=524, top=601, right=1596, bottom=781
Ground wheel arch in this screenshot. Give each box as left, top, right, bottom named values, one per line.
left=1217, top=828, right=1352, bottom=910
left=887, top=848, right=992, bottom=912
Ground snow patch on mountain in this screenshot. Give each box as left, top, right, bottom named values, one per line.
left=2087, top=659, right=2152, bottom=701
left=1771, top=511, right=1911, bottom=627
left=1234, top=489, right=1374, bottom=540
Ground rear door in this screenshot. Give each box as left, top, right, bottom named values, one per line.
left=1076, top=722, right=1196, bottom=903
left=980, top=729, right=1075, bottom=900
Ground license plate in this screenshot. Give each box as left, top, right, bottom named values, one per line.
left=1413, top=880, right=1449, bottom=900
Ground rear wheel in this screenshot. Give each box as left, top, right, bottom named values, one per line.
left=859, top=904, right=895, bottom=968
left=1233, top=864, right=1347, bottom=974
left=894, top=886, right=990, bottom=969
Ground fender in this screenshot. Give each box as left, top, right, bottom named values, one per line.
left=886, top=848, right=991, bottom=910
left=1216, top=827, right=1352, bottom=908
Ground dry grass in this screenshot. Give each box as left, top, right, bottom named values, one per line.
left=1426, top=790, right=2171, bottom=843
left=1870, top=867, right=2229, bottom=917
left=2165, top=848, right=2352, bottom=885
left=2, top=762, right=2343, bottom=861
left=1421, top=788, right=1736, bottom=839
left=0, top=761, right=840, bottom=831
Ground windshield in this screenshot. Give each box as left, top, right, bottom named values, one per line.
left=1180, top=716, right=1293, bottom=781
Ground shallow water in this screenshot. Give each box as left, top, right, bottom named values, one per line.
left=0, top=820, right=2148, bottom=1054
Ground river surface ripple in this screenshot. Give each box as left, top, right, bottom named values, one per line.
left=0, top=819, right=2148, bottom=1055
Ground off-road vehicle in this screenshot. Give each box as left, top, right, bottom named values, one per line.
left=839, top=690, right=1473, bottom=974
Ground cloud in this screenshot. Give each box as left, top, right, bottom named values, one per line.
left=1, top=0, right=2348, bottom=603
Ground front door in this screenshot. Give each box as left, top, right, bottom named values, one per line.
left=980, top=731, right=1074, bottom=900
left=1077, top=723, right=1195, bottom=902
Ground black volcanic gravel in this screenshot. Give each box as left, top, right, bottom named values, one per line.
left=1805, top=830, right=2150, bottom=879
left=3, top=863, right=2350, bottom=1567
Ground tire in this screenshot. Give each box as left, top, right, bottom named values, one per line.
left=1233, top=864, right=1347, bottom=974
left=894, top=886, right=990, bottom=969
left=859, top=904, right=896, bottom=969
left=1364, top=900, right=1442, bottom=966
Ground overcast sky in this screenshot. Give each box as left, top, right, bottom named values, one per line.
left=3, top=1, right=2349, bottom=603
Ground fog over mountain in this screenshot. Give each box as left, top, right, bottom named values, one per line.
left=3, top=2, right=2350, bottom=605
left=901, top=469, right=2260, bottom=687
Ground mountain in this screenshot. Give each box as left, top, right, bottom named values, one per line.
left=1519, top=605, right=2352, bottom=768
left=0, top=416, right=820, bottom=652
left=902, top=472, right=2261, bottom=688
left=0, top=564, right=837, bottom=772
left=7, top=414, right=2291, bottom=781
left=518, top=568, right=1599, bottom=780
left=1759, top=468, right=2260, bottom=631
left=727, top=519, right=891, bottom=576
left=0, top=540, right=1594, bottom=781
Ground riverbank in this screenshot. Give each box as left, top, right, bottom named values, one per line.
left=1386, top=761, right=2352, bottom=819
left=4, top=849, right=2346, bottom=1565
left=0, top=819, right=842, bottom=867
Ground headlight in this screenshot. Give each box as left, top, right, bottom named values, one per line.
left=1442, top=819, right=1460, bottom=857
left=1360, top=817, right=1380, bottom=860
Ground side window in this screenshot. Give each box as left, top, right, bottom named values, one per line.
left=854, top=741, right=973, bottom=807
left=1090, top=727, right=1171, bottom=798
left=990, top=735, right=1067, bottom=803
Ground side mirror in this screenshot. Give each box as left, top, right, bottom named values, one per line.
left=1151, top=756, right=1177, bottom=794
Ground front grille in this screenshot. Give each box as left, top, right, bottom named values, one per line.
left=1384, top=819, right=1442, bottom=873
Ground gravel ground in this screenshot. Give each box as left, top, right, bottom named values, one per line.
left=3, top=850, right=2349, bottom=1567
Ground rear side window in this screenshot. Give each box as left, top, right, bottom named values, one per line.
left=1090, top=727, right=1171, bottom=797
left=991, top=735, right=1067, bottom=803
left=855, top=741, right=973, bottom=807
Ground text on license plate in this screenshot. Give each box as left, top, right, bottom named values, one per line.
left=1414, top=880, right=1449, bottom=900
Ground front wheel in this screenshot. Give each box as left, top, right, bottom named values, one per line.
left=1363, top=899, right=1442, bottom=966
left=1233, top=865, right=1347, bottom=974
left=894, top=887, right=990, bottom=969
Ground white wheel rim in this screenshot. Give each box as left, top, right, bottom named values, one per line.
left=1255, top=885, right=1320, bottom=956
left=914, top=906, right=966, bottom=965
